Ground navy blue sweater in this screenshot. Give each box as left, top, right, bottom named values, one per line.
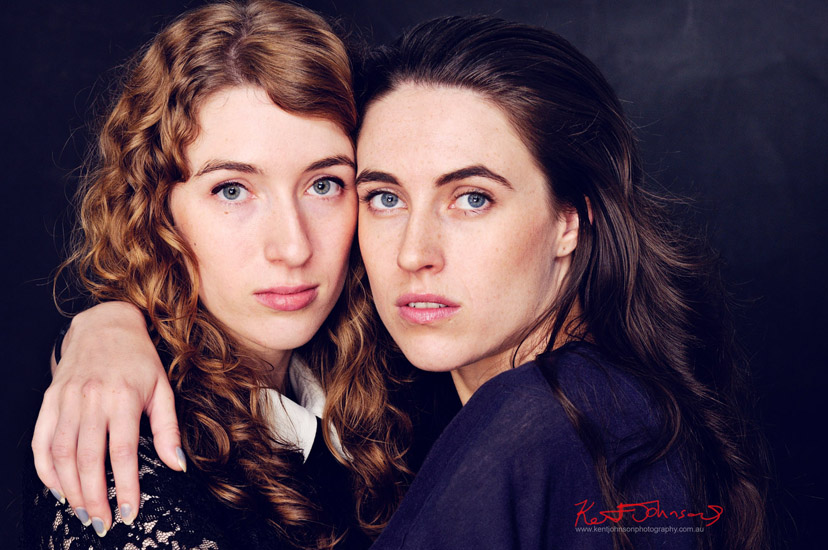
left=372, top=343, right=701, bottom=550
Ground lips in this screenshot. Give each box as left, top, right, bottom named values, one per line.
left=396, top=293, right=460, bottom=324
left=254, top=285, right=318, bottom=312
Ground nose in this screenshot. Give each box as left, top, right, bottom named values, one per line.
left=396, top=207, right=444, bottom=274
left=263, top=198, right=312, bottom=267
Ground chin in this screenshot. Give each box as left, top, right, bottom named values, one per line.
left=396, top=341, right=465, bottom=373
left=242, top=321, right=321, bottom=355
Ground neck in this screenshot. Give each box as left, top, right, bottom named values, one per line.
left=450, top=356, right=509, bottom=405
left=263, top=349, right=292, bottom=392
left=450, top=329, right=548, bottom=405
left=451, top=303, right=586, bottom=405
left=240, top=346, right=292, bottom=392
left=227, top=327, right=293, bottom=392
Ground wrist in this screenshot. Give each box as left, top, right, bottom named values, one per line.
left=53, top=322, right=71, bottom=365
left=72, top=301, right=145, bottom=333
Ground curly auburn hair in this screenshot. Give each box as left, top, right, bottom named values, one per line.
left=58, top=1, right=410, bottom=546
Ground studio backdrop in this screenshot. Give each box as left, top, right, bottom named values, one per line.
left=2, top=1, right=825, bottom=547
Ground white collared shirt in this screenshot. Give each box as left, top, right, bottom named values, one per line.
left=262, top=355, right=344, bottom=462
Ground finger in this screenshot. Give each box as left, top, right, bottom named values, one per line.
left=32, top=389, right=66, bottom=505
left=76, top=382, right=112, bottom=537
left=108, top=398, right=142, bottom=526
left=49, top=389, right=89, bottom=526
left=147, top=378, right=185, bottom=472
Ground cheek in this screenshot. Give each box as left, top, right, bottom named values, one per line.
left=469, top=211, right=559, bottom=305
left=308, top=203, right=357, bottom=276
left=170, top=190, right=224, bottom=256
left=183, top=216, right=240, bottom=265
left=173, top=211, right=245, bottom=302
left=508, top=222, right=561, bottom=314
left=356, top=214, right=378, bottom=269
left=190, top=249, right=242, bottom=324
left=191, top=236, right=245, bottom=295
left=357, top=215, right=396, bottom=292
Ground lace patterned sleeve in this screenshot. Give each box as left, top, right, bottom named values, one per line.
left=25, top=435, right=227, bottom=549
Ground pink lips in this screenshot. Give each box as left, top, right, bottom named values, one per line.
left=254, top=285, right=318, bottom=312
left=396, top=293, right=460, bottom=324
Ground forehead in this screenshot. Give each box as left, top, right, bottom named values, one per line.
left=189, top=86, right=353, bottom=167
left=357, top=85, right=536, bottom=179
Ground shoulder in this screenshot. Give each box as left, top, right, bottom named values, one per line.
left=454, top=360, right=566, bottom=455
left=400, top=348, right=611, bottom=495
left=474, top=342, right=660, bottom=439
left=23, top=432, right=229, bottom=549
left=481, top=342, right=649, bottom=404
left=127, top=434, right=227, bottom=542
left=424, top=342, right=671, bottom=496
left=131, top=434, right=295, bottom=548
left=373, top=344, right=693, bottom=550
left=372, top=347, right=618, bottom=550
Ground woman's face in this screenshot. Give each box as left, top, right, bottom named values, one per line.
left=169, top=86, right=356, bottom=367
left=357, top=85, right=578, bottom=398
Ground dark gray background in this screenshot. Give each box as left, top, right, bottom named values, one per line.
left=3, top=0, right=825, bottom=546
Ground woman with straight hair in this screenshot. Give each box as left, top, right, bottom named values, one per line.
left=33, top=12, right=768, bottom=550
left=351, top=16, right=767, bottom=550
left=25, top=1, right=410, bottom=548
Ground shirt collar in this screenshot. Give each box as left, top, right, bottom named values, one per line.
left=263, top=355, right=344, bottom=462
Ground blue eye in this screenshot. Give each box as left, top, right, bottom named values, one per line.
left=212, top=182, right=248, bottom=202
left=309, top=177, right=343, bottom=196
left=222, top=185, right=241, bottom=200
left=369, top=192, right=402, bottom=209
left=456, top=192, right=490, bottom=210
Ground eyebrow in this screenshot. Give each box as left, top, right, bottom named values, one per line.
left=435, top=165, right=513, bottom=189
left=355, top=169, right=399, bottom=186
left=194, top=155, right=355, bottom=178
left=194, top=160, right=261, bottom=177
left=355, top=164, right=513, bottom=190
left=305, top=155, right=356, bottom=172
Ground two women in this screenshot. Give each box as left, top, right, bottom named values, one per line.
left=32, top=2, right=767, bottom=549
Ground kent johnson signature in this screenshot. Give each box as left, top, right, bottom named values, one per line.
left=574, top=499, right=724, bottom=527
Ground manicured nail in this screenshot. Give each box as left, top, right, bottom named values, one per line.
left=91, top=517, right=108, bottom=537
left=49, top=487, right=65, bottom=504
left=74, top=507, right=91, bottom=526
left=120, top=503, right=135, bottom=525
left=176, top=446, right=187, bottom=473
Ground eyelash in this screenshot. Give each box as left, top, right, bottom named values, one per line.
left=210, top=181, right=249, bottom=203
left=360, top=188, right=392, bottom=202
left=359, top=188, right=495, bottom=212
left=360, top=189, right=402, bottom=210
left=209, top=176, right=346, bottom=201
left=308, top=176, right=346, bottom=197
left=452, top=188, right=494, bottom=212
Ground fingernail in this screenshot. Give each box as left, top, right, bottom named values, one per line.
left=74, top=507, right=91, bottom=526
left=120, top=503, right=135, bottom=525
left=91, top=517, right=108, bottom=537
left=49, top=487, right=65, bottom=504
left=176, top=446, right=187, bottom=473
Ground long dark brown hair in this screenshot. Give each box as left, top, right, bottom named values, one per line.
left=57, top=1, right=410, bottom=547
left=355, top=15, right=768, bottom=550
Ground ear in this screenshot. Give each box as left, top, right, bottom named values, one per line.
left=555, top=205, right=580, bottom=258
left=584, top=196, right=594, bottom=224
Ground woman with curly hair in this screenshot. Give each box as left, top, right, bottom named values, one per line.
left=26, top=1, right=411, bottom=548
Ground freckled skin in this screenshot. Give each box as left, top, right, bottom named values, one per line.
left=169, top=86, right=356, bottom=377
left=356, top=85, right=578, bottom=401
